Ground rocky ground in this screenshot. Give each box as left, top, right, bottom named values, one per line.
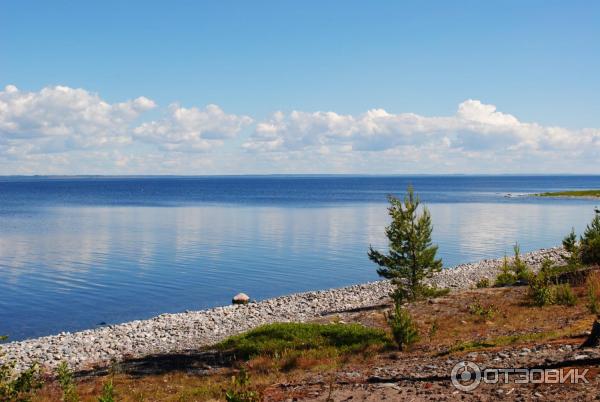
left=264, top=342, right=600, bottom=401
left=261, top=285, right=600, bottom=401
left=1, top=247, right=566, bottom=374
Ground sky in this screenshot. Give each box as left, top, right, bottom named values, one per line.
left=1, top=0, right=599, bottom=175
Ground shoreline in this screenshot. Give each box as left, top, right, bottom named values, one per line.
left=1, top=247, right=566, bottom=374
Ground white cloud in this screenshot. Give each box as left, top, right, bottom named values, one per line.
left=0, top=85, right=155, bottom=157
left=244, top=99, right=600, bottom=161
left=0, top=85, right=252, bottom=173
left=1, top=84, right=599, bottom=174
left=133, top=104, right=252, bottom=152
left=0, top=85, right=154, bottom=140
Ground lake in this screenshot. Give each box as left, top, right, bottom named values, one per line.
left=1, top=175, right=599, bottom=340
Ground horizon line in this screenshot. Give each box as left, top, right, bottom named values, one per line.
left=2, top=173, right=600, bottom=179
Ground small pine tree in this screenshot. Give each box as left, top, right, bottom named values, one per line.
left=562, top=228, right=581, bottom=268
left=368, top=186, right=442, bottom=301
left=563, top=227, right=578, bottom=252
left=581, top=214, right=600, bottom=265
left=56, top=362, right=79, bottom=402
left=494, top=255, right=517, bottom=286
left=98, top=379, right=115, bottom=402
left=387, top=302, right=419, bottom=351
left=511, top=244, right=533, bottom=283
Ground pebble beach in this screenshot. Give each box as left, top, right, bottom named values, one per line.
left=1, top=247, right=566, bottom=374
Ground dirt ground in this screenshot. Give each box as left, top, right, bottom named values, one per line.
left=261, top=286, right=600, bottom=401
left=34, top=286, right=600, bottom=401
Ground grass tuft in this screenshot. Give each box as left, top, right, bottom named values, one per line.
left=216, top=322, right=391, bottom=360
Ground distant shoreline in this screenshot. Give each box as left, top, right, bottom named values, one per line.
left=2, top=174, right=600, bottom=179
left=534, top=189, right=600, bottom=199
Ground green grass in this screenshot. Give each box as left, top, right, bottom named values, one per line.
left=443, top=331, right=561, bottom=354
left=536, top=189, right=600, bottom=198
left=216, top=322, right=391, bottom=359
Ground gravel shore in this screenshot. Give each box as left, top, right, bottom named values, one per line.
left=1, top=247, right=566, bottom=374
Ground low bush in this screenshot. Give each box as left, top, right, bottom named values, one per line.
left=495, top=256, right=518, bottom=287
left=528, top=259, right=556, bottom=306
left=586, top=271, right=600, bottom=314
left=475, top=278, right=490, bottom=288
left=224, top=367, right=259, bottom=402
left=554, top=284, right=577, bottom=306
left=512, top=244, right=534, bottom=283
left=468, top=302, right=497, bottom=320
left=494, top=245, right=535, bottom=287
left=581, top=215, right=600, bottom=265
left=528, top=261, right=578, bottom=307
left=562, top=213, right=600, bottom=267
left=416, top=285, right=450, bottom=298
left=530, top=285, right=555, bottom=307
left=387, top=303, right=419, bottom=351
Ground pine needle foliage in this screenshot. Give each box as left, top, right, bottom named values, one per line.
left=368, top=186, right=443, bottom=301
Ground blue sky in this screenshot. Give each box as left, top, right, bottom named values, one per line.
left=1, top=1, right=599, bottom=174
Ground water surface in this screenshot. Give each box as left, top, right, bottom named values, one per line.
left=1, top=175, right=599, bottom=340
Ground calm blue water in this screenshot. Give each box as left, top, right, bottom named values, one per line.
left=1, top=175, right=600, bottom=340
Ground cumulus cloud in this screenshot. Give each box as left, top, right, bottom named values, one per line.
left=0, top=85, right=154, bottom=139
left=0, top=85, right=156, bottom=156
left=244, top=100, right=600, bottom=161
left=1, top=84, right=599, bottom=174
left=0, top=85, right=251, bottom=172
left=133, top=104, right=252, bottom=152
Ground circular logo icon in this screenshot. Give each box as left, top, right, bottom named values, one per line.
left=451, top=361, right=481, bottom=392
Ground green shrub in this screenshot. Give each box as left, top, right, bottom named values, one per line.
left=554, top=284, right=577, bottom=306
left=224, top=367, right=259, bottom=402
left=528, top=259, right=556, bottom=306
left=387, top=303, right=419, bottom=351
left=416, top=285, right=450, bottom=298
left=495, top=256, right=517, bottom=287
left=563, top=228, right=578, bottom=252
left=563, top=228, right=581, bottom=268
left=468, top=302, right=497, bottom=319
left=476, top=278, right=490, bottom=288
left=528, top=261, right=578, bottom=307
left=1, top=336, right=43, bottom=402
left=512, top=244, right=533, bottom=283
left=586, top=271, right=600, bottom=314
left=216, top=323, right=390, bottom=359
left=56, top=362, right=79, bottom=402
left=495, top=245, right=535, bottom=287
left=581, top=215, right=600, bottom=265
left=530, top=285, right=555, bottom=306
left=97, top=379, right=115, bottom=402
left=562, top=213, right=600, bottom=267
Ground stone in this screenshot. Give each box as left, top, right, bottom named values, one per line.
left=232, top=293, right=250, bottom=305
